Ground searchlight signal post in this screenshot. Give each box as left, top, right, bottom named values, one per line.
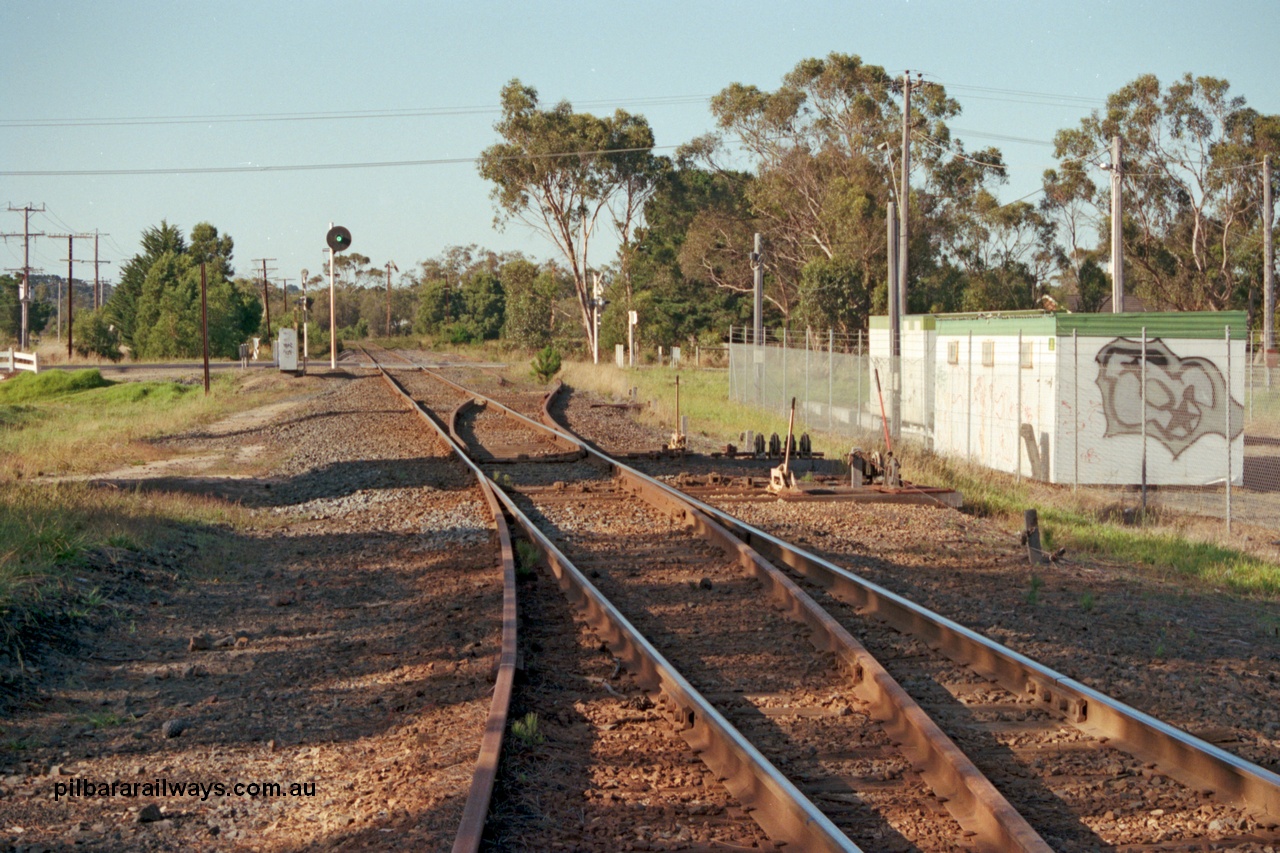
left=326, top=225, right=352, bottom=369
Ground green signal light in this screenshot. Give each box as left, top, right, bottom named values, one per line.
left=326, top=225, right=353, bottom=252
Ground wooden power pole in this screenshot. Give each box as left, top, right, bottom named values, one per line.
left=384, top=260, right=398, bottom=337
left=52, top=233, right=89, bottom=359
left=1264, top=154, right=1274, bottom=353
left=3, top=204, right=46, bottom=350
left=1111, top=136, right=1125, bottom=313
left=254, top=258, right=277, bottom=339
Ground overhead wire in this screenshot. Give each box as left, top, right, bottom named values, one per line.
left=0, top=95, right=714, bottom=129
left=0, top=144, right=681, bottom=178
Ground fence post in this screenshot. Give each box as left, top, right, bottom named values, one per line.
left=830, top=329, right=837, bottom=431
left=782, top=327, right=788, bottom=417
left=1226, top=325, right=1233, bottom=536
left=1016, top=331, right=1023, bottom=484
left=857, top=331, right=863, bottom=430
left=727, top=330, right=734, bottom=402
left=1073, top=328, right=1078, bottom=492
left=967, top=332, right=973, bottom=461
left=1141, top=327, right=1148, bottom=519
left=804, top=328, right=811, bottom=428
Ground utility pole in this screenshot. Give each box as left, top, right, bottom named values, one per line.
left=384, top=260, right=398, bottom=337
left=200, top=263, right=210, bottom=395
left=328, top=242, right=337, bottom=370
left=591, top=272, right=601, bottom=364
left=90, top=231, right=111, bottom=309
left=254, top=258, right=277, bottom=339
left=4, top=204, right=46, bottom=350
left=899, top=71, right=912, bottom=317
left=1264, top=155, right=1274, bottom=354
left=1110, top=135, right=1125, bottom=313
left=300, top=268, right=310, bottom=360
left=751, top=232, right=764, bottom=345
left=53, top=233, right=89, bottom=359
left=887, top=202, right=901, bottom=443
left=275, top=278, right=294, bottom=333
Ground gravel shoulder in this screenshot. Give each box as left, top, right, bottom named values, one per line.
left=1, top=372, right=502, bottom=851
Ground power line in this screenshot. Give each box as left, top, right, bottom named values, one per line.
left=0, top=95, right=713, bottom=130
left=0, top=144, right=679, bottom=178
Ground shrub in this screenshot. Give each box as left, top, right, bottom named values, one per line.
left=530, top=346, right=561, bottom=383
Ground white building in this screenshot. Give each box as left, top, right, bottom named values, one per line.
left=876, top=311, right=1246, bottom=486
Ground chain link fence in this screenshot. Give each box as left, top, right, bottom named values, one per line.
left=728, top=324, right=1280, bottom=538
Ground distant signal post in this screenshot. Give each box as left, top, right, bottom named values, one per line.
left=326, top=225, right=352, bottom=369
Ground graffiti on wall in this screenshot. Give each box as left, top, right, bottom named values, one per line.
left=1095, top=337, right=1243, bottom=459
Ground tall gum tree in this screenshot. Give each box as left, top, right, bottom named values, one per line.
left=478, top=79, right=662, bottom=353
left=1048, top=73, right=1279, bottom=312
left=697, top=53, right=1005, bottom=328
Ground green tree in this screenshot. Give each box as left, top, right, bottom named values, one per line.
left=71, top=308, right=123, bottom=361
left=1048, top=73, right=1279, bottom=311
left=0, top=274, right=54, bottom=345
left=414, top=279, right=456, bottom=335
left=458, top=270, right=505, bottom=341
left=704, top=53, right=1005, bottom=323
left=133, top=253, right=200, bottom=359
left=105, top=220, right=187, bottom=351
left=951, top=191, right=1057, bottom=310
left=100, top=222, right=257, bottom=360
left=188, top=222, right=235, bottom=279
left=796, top=256, right=869, bottom=334
left=1081, top=257, right=1110, bottom=313
left=478, top=79, right=663, bottom=354
left=500, top=260, right=560, bottom=348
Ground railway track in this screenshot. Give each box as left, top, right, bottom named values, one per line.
left=358, top=347, right=1280, bottom=851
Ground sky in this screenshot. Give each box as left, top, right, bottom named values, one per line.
left=2, top=0, right=1278, bottom=293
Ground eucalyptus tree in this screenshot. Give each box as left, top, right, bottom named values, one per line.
left=1047, top=73, right=1279, bottom=311
left=696, top=53, right=1005, bottom=328
left=478, top=79, right=664, bottom=354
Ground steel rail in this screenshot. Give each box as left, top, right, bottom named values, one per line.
left=376, top=361, right=861, bottom=851
left=359, top=352, right=520, bottom=853
left=538, top=387, right=1280, bottom=826
left=410, top=367, right=1051, bottom=852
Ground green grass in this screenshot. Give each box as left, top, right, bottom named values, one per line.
left=560, top=362, right=808, bottom=451
left=0, top=480, right=250, bottom=666
left=0, top=371, right=265, bottom=480
left=557, top=358, right=1280, bottom=599
left=0, top=368, right=113, bottom=404
left=511, top=712, right=544, bottom=747
left=0, top=369, right=299, bottom=676
left=77, top=711, right=129, bottom=729
left=514, top=540, right=540, bottom=579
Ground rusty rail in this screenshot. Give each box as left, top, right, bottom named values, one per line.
left=538, top=381, right=1280, bottom=827
left=418, top=371, right=1051, bottom=850
left=392, top=367, right=862, bottom=850
left=360, top=350, right=519, bottom=853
